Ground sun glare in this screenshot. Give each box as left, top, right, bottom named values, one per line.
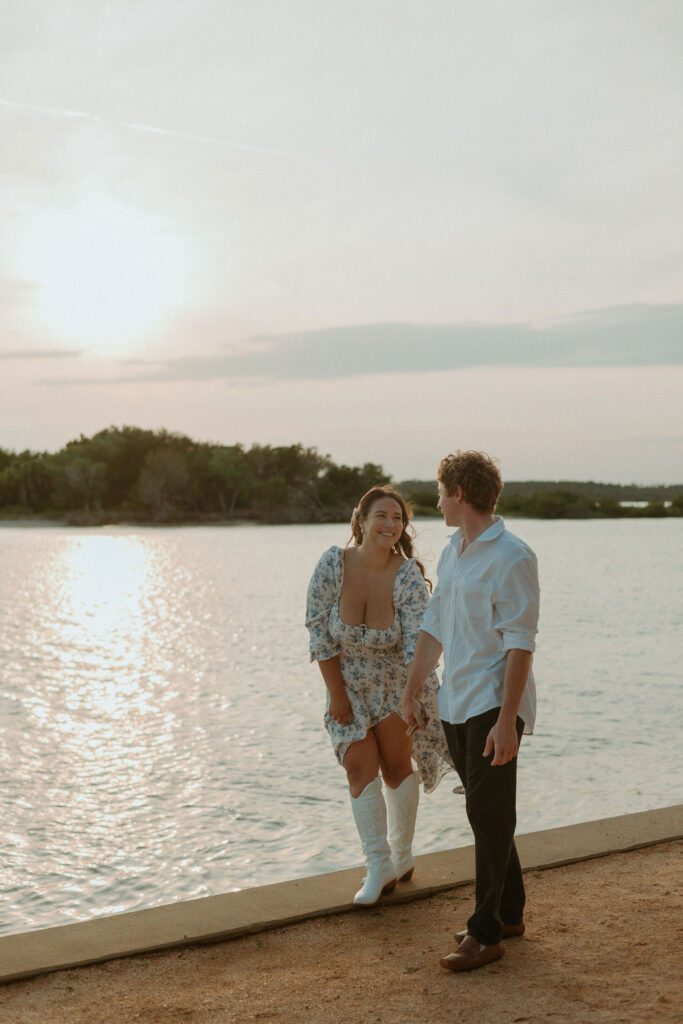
left=16, top=194, right=191, bottom=352
left=53, top=534, right=156, bottom=717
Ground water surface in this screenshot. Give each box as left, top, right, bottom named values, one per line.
left=0, top=518, right=681, bottom=935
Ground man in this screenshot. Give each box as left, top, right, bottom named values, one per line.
left=400, top=450, right=539, bottom=973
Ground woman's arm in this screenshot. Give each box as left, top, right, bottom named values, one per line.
left=306, top=548, right=352, bottom=723
left=400, top=630, right=443, bottom=726
left=305, top=548, right=342, bottom=662
left=317, top=656, right=353, bottom=726
left=396, top=563, right=443, bottom=727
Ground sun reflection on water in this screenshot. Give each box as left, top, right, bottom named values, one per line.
left=2, top=525, right=330, bottom=934
left=56, top=533, right=151, bottom=657
left=5, top=532, right=194, bottom=928
left=26, top=535, right=167, bottom=736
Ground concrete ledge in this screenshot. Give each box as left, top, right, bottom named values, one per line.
left=1, top=804, right=681, bottom=985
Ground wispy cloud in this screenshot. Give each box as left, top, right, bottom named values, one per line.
left=0, top=348, right=82, bottom=361
left=0, top=97, right=289, bottom=159
left=35, top=304, right=683, bottom=387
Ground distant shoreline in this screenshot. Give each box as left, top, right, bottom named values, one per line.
left=0, top=515, right=266, bottom=528
left=2, top=427, right=681, bottom=525
left=1, top=508, right=682, bottom=528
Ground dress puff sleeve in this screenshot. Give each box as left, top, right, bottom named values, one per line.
left=395, top=559, right=431, bottom=665
left=305, top=546, right=342, bottom=663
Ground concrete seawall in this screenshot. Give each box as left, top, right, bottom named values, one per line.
left=1, top=804, right=681, bottom=985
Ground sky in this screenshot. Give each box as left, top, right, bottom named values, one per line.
left=1, top=0, right=682, bottom=484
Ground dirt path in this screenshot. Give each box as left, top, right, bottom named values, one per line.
left=1, top=840, right=680, bottom=1024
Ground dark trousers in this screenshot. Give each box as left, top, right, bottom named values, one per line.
left=442, top=707, right=525, bottom=946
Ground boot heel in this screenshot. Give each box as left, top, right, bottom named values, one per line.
left=399, top=866, right=414, bottom=882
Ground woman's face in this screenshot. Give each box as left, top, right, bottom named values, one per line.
left=360, top=497, right=404, bottom=548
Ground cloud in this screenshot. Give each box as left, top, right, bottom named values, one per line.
left=36, top=303, right=683, bottom=386
left=0, top=348, right=82, bottom=360
left=223, top=303, right=683, bottom=378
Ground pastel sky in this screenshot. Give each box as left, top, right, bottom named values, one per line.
left=1, top=1, right=681, bottom=483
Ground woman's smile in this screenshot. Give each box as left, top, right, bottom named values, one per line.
left=363, top=497, right=404, bottom=545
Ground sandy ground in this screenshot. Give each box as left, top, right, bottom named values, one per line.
left=1, top=840, right=681, bottom=1024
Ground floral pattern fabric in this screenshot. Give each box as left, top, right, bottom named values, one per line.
left=305, top=546, right=453, bottom=793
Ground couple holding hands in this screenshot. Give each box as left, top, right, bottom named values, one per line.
left=305, top=450, right=540, bottom=973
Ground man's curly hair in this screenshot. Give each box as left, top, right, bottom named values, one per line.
left=437, top=451, right=503, bottom=514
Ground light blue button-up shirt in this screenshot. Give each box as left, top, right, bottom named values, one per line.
left=421, top=517, right=539, bottom=731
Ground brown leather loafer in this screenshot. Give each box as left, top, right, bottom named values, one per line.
left=440, top=935, right=505, bottom=972
left=454, top=921, right=525, bottom=944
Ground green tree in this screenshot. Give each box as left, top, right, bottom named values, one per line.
left=59, top=457, right=107, bottom=514
left=135, top=449, right=194, bottom=521
left=317, top=462, right=390, bottom=506
left=497, top=493, right=529, bottom=515
left=594, top=497, right=626, bottom=518
left=500, top=490, right=595, bottom=519
left=62, top=426, right=160, bottom=508
left=207, top=445, right=250, bottom=514
left=404, top=487, right=438, bottom=512
left=0, top=454, right=54, bottom=512
left=0, top=448, right=14, bottom=474
left=638, top=500, right=668, bottom=518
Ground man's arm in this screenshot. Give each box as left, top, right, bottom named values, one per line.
left=486, top=547, right=539, bottom=765
left=483, top=648, right=532, bottom=766
left=399, top=630, right=443, bottom=727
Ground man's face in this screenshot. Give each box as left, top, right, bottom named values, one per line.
left=437, top=481, right=462, bottom=527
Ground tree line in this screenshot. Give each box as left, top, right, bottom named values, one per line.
left=405, top=483, right=683, bottom=519
left=1, top=426, right=681, bottom=523
left=0, top=426, right=389, bottom=524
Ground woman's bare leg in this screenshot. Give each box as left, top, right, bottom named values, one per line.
left=374, top=712, right=413, bottom=789
left=343, top=732, right=381, bottom=798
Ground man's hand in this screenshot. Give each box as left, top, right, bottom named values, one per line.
left=484, top=648, right=531, bottom=765
left=483, top=717, right=519, bottom=766
left=401, top=631, right=443, bottom=730
left=399, top=689, right=423, bottom=731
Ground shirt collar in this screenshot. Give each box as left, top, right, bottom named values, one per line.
left=449, top=516, right=505, bottom=552
left=479, top=516, right=505, bottom=542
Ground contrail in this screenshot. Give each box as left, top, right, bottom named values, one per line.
left=121, top=120, right=286, bottom=157
left=1, top=97, right=100, bottom=121
left=1, top=97, right=289, bottom=158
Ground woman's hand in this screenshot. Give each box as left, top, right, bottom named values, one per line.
left=318, top=657, right=353, bottom=726
left=328, top=692, right=353, bottom=726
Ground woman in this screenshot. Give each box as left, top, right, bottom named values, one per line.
left=306, top=485, right=453, bottom=905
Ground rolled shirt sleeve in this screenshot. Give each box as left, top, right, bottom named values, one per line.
left=305, top=547, right=341, bottom=663
left=493, top=551, right=540, bottom=653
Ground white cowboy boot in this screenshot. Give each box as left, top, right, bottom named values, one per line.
left=385, top=771, right=419, bottom=881
left=349, top=777, right=397, bottom=905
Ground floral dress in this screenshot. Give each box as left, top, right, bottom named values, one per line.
left=305, top=546, right=453, bottom=793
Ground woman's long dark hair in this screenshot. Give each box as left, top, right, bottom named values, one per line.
left=348, top=485, right=432, bottom=591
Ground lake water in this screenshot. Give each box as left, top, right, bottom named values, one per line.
left=1, top=518, right=681, bottom=937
